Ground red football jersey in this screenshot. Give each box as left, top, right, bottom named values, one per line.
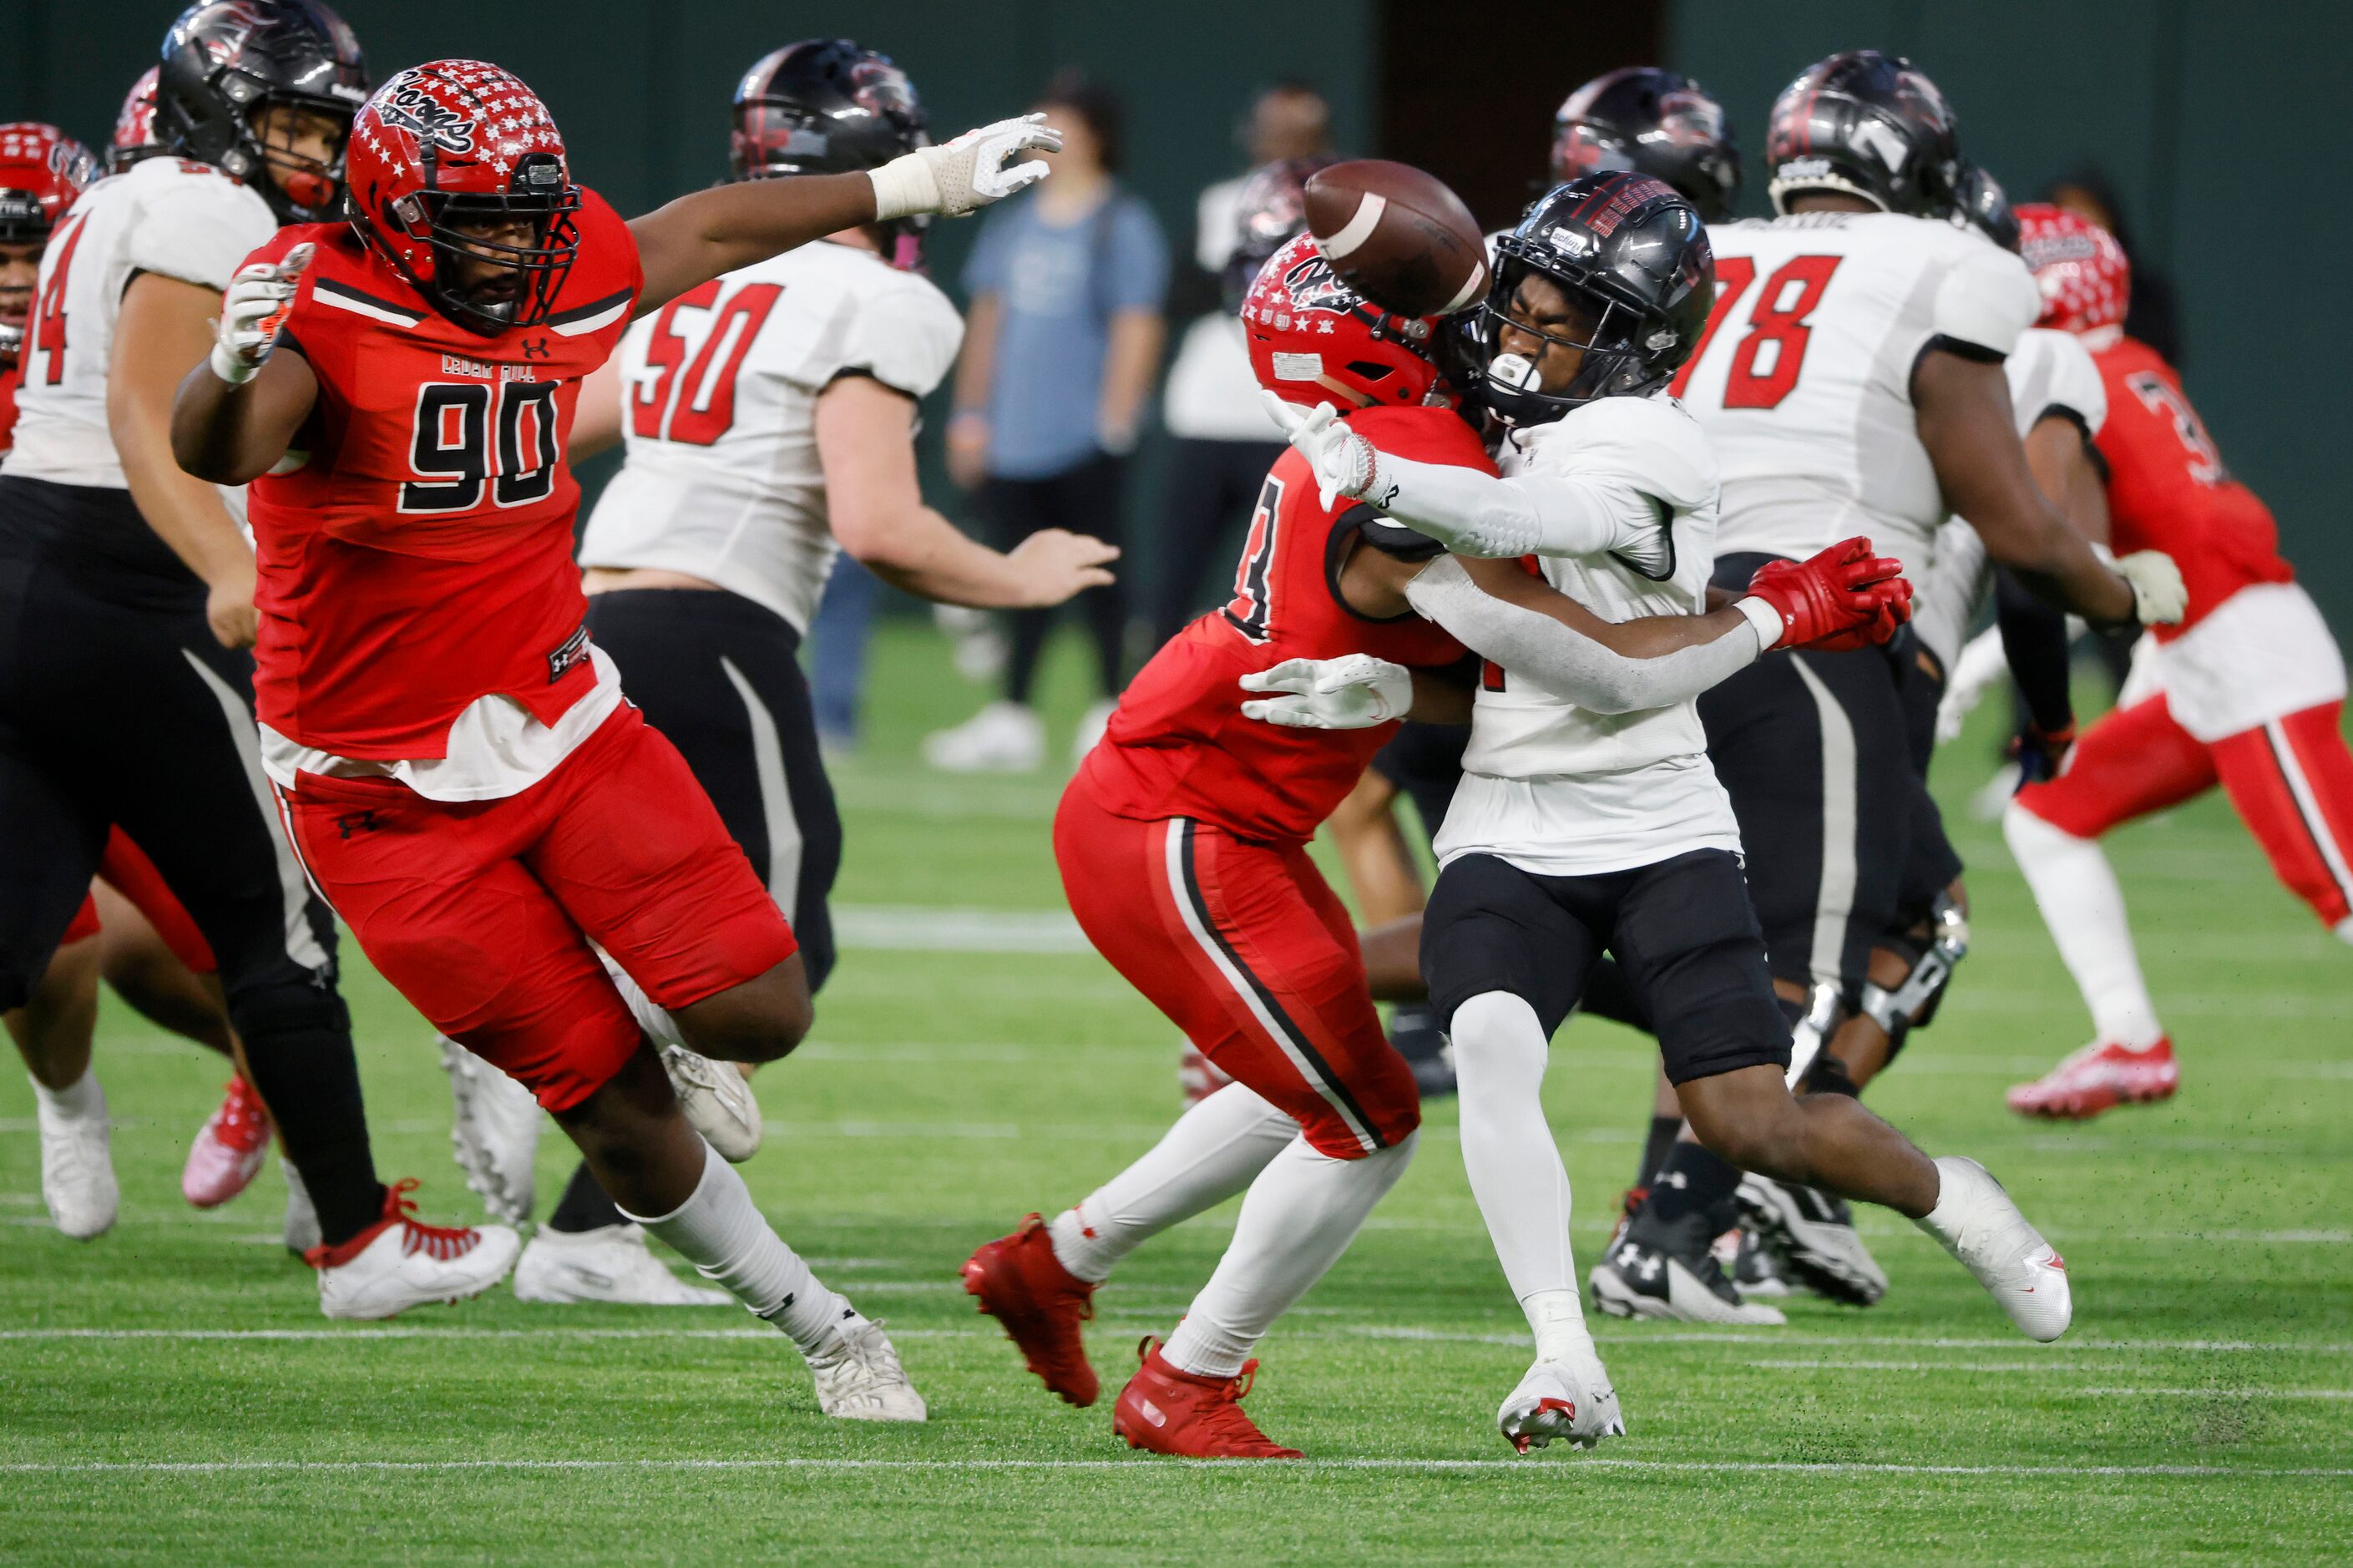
left=0, top=357, right=19, bottom=453
left=245, top=188, right=642, bottom=757
left=1080, top=405, right=1481, bottom=844
left=2093, top=336, right=2292, bottom=640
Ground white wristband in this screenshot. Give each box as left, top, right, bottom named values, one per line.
left=1732, top=594, right=1786, bottom=650
left=209, top=341, right=260, bottom=387
left=868, top=156, right=939, bottom=224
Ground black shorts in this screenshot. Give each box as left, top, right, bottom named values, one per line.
left=1421, top=848, right=1789, bottom=1085
left=1698, top=554, right=1916, bottom=999
left=586, top=587, right=844, bottom=991
left=0, top=475, right=340, bottom=1011
left=1890, top=630, right=1962, bottom=928
left=1369, top=721, right=1470, bottom=845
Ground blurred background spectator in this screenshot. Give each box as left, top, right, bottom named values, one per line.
left=925, top=72, right=1169, bottom=773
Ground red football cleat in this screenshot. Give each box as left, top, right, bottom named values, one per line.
left=963, top=1214, right=1101, bottom=1406
left=2006, top=1038, right=2178, bottom=1120
left=1111, top=1338, right=1302, bottom=1459
left=182, top=1076, right=272, bottom=1209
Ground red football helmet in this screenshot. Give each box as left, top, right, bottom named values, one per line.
left=0, top=123, right=97, bottom=364
left=2016, top=202, right=2129, bottom=341
left=109, top=68, right=163, bottom=175
left=1243, top=232, right=1449, bottom=412
left=345, top=60, right=580, bottom=336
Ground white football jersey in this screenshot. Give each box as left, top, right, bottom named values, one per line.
left=1911, top=327, right=2108, bottom=670
left=580, top=240, right=963, bottom=635
left=1674, top=210, right=2041, bottom=584
left=1439, top=393, right=1743, bottom=878
left=3, top=157, right=277, bottom=490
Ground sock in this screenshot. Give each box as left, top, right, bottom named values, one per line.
left=2004, top=803, right=2165, bottom=1047
left=1161, top=1129, right=1418, bottom=1379
left=620, top=1143, right=856, bottom=1354
left=1047, top=1082, right=1297, bottom=1283
left=230, top=994, right=384, bottom=1246
left=546, top=1160, right=627, bottom=1234
left=1524, top=1287, right=1595, bottom=1365
left=2335, top=916, right=2353, bottom=946
left=1633, top=1141, right=1743, bottom=1243
left=29, top=1067, right=103, bottom=1120
left=1636, top=1115, right=1682, bottom=1191
left=1450, top=991, right=1578, bottom=1301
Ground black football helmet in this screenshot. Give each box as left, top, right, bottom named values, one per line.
left=1765, top=50, right=1961, bottom=219
left=732, top=39, right=929, bottom=265
left=1455, top=172, right=1714, bottom=426
left=154, top=0, right=368, bottom=225
left=1221, top=154, right=1340, bottom=311
left=1551, top=67, right=1741, bottom=222
left=1950, top=161, right=2019, bottom=252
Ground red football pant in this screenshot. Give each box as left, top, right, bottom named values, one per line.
left=276, top=705, right=797, bottom=1111
left=57, top=828, right=218, bottom=974
left=2016, top=696, right=2353, bottom=927
left=1055, top=780, right=1419, bottom=1159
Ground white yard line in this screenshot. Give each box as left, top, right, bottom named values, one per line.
left=832, top=904, right=1089, bottom=954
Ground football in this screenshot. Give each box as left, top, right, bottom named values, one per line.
left=1303, top=159, right=1490, bottom=318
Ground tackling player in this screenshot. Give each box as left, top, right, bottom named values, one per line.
left=2002, top=205, right=2353, bottom=1117
left=962, top=228, right=1911, bottom=1458
left=171, top=58, right=1059, bottom=1416
left=0, top=6, right=506, bottom=1312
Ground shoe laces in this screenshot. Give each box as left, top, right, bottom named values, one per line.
left=812, top=1322, right=906, bottom=1398
left=212, top=1078, right=271, bottom=1152
left=383, top=1180, right=480, bottom=1262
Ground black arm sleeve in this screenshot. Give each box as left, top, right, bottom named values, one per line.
left=1995, top=565, right=2075, bottom=734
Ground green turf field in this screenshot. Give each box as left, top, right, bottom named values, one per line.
left=3, top=625, right=2349, bottom=1565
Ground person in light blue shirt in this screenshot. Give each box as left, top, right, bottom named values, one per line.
left=930, top=73, right=1169, bottom=772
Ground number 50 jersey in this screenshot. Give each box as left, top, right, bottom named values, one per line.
left=1672, top=210, right=2040, bottom=583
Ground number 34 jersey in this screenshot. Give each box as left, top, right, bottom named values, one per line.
left=579, top=240, right=964, bottom=635
left=1672, top=210, right=2041, bottom=583
left=243, top=190, right=640, bottom=763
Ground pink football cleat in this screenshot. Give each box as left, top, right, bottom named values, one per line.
left=182, top=1076, right=273, bottom=1208
left=2006, top=1039, right=2178, bottom=1120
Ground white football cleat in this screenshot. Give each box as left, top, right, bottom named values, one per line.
left=807, top=1319, right=928, bottom=1422
left=513, top=1222, right=733, bottom=1307
left=922, top=701, right=1044, bottom=774
left=441, top=1035, right=541, bottom=1224
left=311, top=1180, right=520, bottom=1321
left=33, top=1074, right=117, bottom=1241
left=282, top=1161, right=321, bottom=1256
left=660, top=1045, right=763, bottom=1163
left=1498, top=1348, right=1625, bottom=1454
left=1915, top=1156, right=2072, bottom=1343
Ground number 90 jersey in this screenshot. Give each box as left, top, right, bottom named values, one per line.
left=1078, top=405, right=1479, bottom=846
left=1672, top=210, right=2040, bottom=584
left=579, top=240, right=963, bottom=635
left=243, top=190, right=641, bottom=761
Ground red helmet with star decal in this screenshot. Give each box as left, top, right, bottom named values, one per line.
left=1242, top=231, right=1450, bottom=412
left=0, top=123, right=97, bottom=364
left=109, top=68, right=164, bottom=174
left=2016, top=202, right=2130, bottom=343
left=345, top=59, right=582, bottom=336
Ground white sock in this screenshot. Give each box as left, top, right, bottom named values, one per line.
left=1450, top=991, right=1579, bottom=1306
left=2335, top=916, right=2353, bottom=947
left=1524, top=1288, right=1595, bottom=1365
left=595, top=948, right=686, bottom=1050
left=1048, top=1082, right=1297, bottom=1284
left=2003, top=804, right=2166, bottom=1047
left=1161, top=1129, right=1417, bottom=1379
left=620, top=1143, right=855, bottom=1354
left=29, top=1067, right=103, bottom=1121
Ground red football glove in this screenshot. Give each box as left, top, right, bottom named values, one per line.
left=1743, top=538, right=1915, bottom=652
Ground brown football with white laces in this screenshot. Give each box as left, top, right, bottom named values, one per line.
left=1303, top=159, right=1488, bottom=318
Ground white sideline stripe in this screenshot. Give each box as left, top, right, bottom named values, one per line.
left=2069, top=1388, right=2353, bottom=1400
left=1318, top=191, right=1388, bottom=260
left=832, top=905, right=1088, bottom=953
left=720, top=657, right=803, bottom=922
left=4, top=1457, right=2348, bottom=1479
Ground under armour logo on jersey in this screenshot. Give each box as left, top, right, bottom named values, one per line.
left=521, top=337, right=549, bottom=361
left=381, top=87, right=477, bottom=154
left=546, top=625, right=590, bottom=684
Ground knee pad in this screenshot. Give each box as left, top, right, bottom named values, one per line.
left=1447, top=991, right=1548, bottom=1082
left=1860, top=893, right=1969, bottom=1062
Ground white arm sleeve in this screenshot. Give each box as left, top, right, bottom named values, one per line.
left=1369, top=450, right=1655, bottom=560
left=1403, top=555, right=1761, bottom=715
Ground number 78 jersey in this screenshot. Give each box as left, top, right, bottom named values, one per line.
left=1670, top=210, right=2041, bottom=582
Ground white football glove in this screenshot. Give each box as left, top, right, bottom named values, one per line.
left=1238, top=655, right=1412, bottom=730
left=210, top=242, right=311, bottom=387
left=1261, top=392, right=1379, bottom=510
left=2115, top=549, right=2188, bottom=625
left=869, top=114, right=1062, bottom=221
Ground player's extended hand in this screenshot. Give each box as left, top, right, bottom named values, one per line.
left=1742, top=536, right=1913, bottom=651
left=205, top=557, right=260, bottom=650
left=210, top=242, right=312, bottom=387
left=869, top=114, right=1063, bottom=221
left=1238, top=654, right=1412, bottom=730
left=2115, top=549, right=2187, bottom=626
left=1260, top=392, right=1377, bottom=510
left=1004, top=528, right=1118, bottom=607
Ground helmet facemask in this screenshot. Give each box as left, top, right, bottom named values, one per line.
left=1465, top=246, right=1661, bottom=425
left=395, top=149, right=580, bottom=336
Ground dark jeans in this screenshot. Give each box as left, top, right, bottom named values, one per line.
left=1149, top=437, right=1288, bottom=647
left=984, top=453, right=1127, bottom=705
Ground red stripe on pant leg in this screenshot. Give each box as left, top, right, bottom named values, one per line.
left=2014, top=695, right=2217, bottom=838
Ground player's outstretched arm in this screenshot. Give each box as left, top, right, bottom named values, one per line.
left=170, top=248, right=320, bottom=489
left=1915, top=349, right=2145, bottom=625
left=816, top=374, right=1114, bottom=607
left=629, top=116, right=1061, bottom=316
